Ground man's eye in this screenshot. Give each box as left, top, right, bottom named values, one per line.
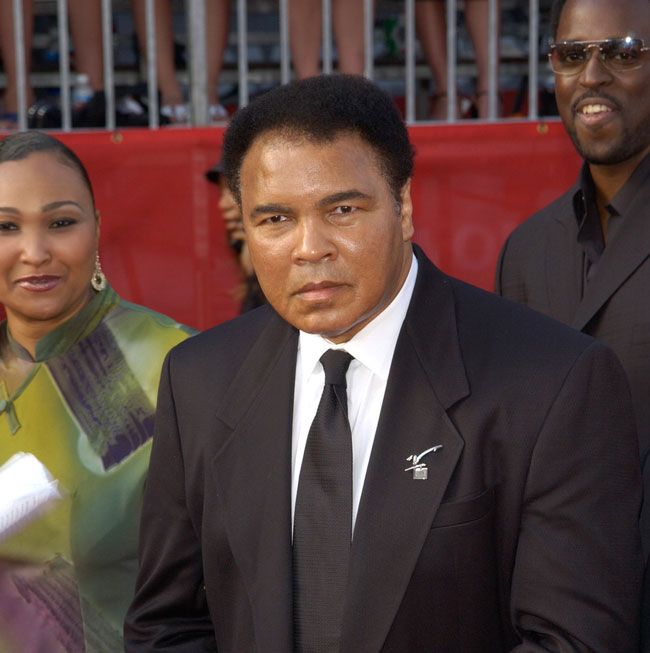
left=612, top=49, right=637, bottom=62
left=332, top=205, right=356, bottom=215
left=0, top=221, right=18, bottom=232
left=265, top=215, right=288, bottom=225
left=564, top=48, right=586, bottom=63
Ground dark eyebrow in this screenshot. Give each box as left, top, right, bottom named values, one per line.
left=250, top=203, right=294, bottom=218
left=42, top=200, right=84, bottom=212
left=316, top=190, right=372, bottom=208
left=0, top=201, right=84, bottom=216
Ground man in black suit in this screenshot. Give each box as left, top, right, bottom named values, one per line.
left=496, top=4, right=650, bottom=622
left=125, top=75, right=642, bottom=651
left=496, top=0, right=650, bottom=460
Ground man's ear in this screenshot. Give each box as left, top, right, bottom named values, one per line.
left=399, top=179, right=414, bottom=241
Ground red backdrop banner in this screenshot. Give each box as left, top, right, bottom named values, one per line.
left=52, top=122, right=580, bottom=330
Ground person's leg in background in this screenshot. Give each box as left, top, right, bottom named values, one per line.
left=415, top=0, right=448, bottom=119
left=289, top=0, right=321, bottom=79
left=0, top=0, right=35, bottom=128
left=68, top=0, right=104, bottom=93
left=332, top=0, right=365, bottom=74
left=290, top=0, right=365, bottom=79
left=205, top=0, right=230, bottom=121
left=67, top=0, right=108, bottom=125
left=415, top=0, right=499, bottom=119
left=464, top=0, right=499, bottom=118
left=132, top=0, right=185, bottom=121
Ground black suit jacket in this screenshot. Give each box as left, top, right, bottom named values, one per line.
left=496, top=173, right=650, bottom=649
left=495, top=172, right=650, bottom=459
left=126, top=248, right=643, bottom=652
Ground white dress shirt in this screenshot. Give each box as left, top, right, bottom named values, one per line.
left=291, top=254, right=418, bottom=532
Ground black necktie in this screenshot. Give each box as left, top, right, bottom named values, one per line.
left=293, top=349, right=354, bottom=652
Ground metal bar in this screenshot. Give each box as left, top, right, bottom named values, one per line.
left=446, top=0, right=458, bottom=122
left=101, top=0, right=115, bottom=130
left=188, top=0, right=209, bottom=124
left=405, top=0, right=415, bottom=123
left=57, top=0, right=71, bottom=131
left=11, top=0, right=28, bottom=130
left=322, top=0, right=332, bottom=74
left=280, top=0, right=290, bottom=84
left=237, top=0, right=249, bottom=107
left=363, top=0, right=374, bottom=79
left=487, top=0, right=499, bottom=120
left=528, top=0, right=540, bottom=120
left=145, top=0, right=158, bottom=128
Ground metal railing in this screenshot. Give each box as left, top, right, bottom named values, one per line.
left=4, top=0, right=547, bottom=131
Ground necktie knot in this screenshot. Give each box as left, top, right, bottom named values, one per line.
left=320, top=349, right=353, bottom=387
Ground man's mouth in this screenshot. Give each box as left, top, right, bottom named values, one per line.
left=573, top=95, right=619, bottom=126
left=295, top=281, right=343, bottom=302
left=579, top=104, right=613, bottom=116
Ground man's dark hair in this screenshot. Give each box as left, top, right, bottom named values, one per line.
left=222, top=74, right=415, bottom=205
left=0, top=130, right=95, bottom=207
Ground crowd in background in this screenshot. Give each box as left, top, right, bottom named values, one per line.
left=0, top=0, right=557, bottom=129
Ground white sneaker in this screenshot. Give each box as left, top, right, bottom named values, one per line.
left=161, top=103, right=190, bottom=124
left=209, top=103, right=229, bottom=123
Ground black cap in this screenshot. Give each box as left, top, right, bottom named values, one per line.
left=205, top=159, right=223, bottom=184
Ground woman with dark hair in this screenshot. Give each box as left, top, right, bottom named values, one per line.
left=0, top=131, right=194, bottom=651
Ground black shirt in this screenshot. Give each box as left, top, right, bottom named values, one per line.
left=572, top=153, right=650, bottom=296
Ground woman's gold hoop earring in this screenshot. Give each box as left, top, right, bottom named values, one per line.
left=91, top=253, right=107, bottom=292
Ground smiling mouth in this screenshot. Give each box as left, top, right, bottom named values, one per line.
left=579, top=104, right=613, bottom=116
left=15, top=275, right=61, bottom=292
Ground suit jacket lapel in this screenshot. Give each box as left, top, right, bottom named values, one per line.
left=212, top=309, right=298, bottom=652
left=340, top=252, right=467, bottom=651
left=573, top=189, right=650, bottom=331
left=544, top=191, right=583, bottom=325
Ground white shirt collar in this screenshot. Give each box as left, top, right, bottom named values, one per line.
left=298, top=253, right=418, bottom=381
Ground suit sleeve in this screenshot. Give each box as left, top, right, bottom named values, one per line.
left=494, top=234, right=510, bottom=295
left=509, top=341, right=643, bottom=652
left=124, top=352, right=218, bottom=652
left=495, top=232, right=530, bottom=305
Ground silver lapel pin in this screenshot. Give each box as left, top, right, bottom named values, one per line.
left=404, top=445, right=443, bottom=480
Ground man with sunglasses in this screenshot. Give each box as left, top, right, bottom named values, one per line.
left=497, top=0, right=650, bottom=569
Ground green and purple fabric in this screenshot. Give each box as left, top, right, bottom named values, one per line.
left=0, top=286, right=194, bottom=652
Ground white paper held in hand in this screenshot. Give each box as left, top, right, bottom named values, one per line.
left=0, top=452, right=63, bottom=541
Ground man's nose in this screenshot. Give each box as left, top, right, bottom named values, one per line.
left=292, top=217, right=336, bottom=264
left=579, top=47, right=613, bottom=87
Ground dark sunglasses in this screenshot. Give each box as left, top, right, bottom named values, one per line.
left=549, top=37, right=649, bottom=75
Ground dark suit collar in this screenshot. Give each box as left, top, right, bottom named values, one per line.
left=535, top=186, right=583, bottom=325
left=569, top=154, right=650, bottom=228
left=340, top=245, right=467, bottom=650
left=405, top=245, right=470, bottom=409
left=215, top=306, right=296, bottom=430
left=543, top=158, right=650, bottom=331
left=572, top=155, right=650, bottom=330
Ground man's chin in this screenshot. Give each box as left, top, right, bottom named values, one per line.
left=302, top=324, right=352, bottom=342
left=571, top=130, right=642, bottom=167
left=296, top=317, right=364, bottom=344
